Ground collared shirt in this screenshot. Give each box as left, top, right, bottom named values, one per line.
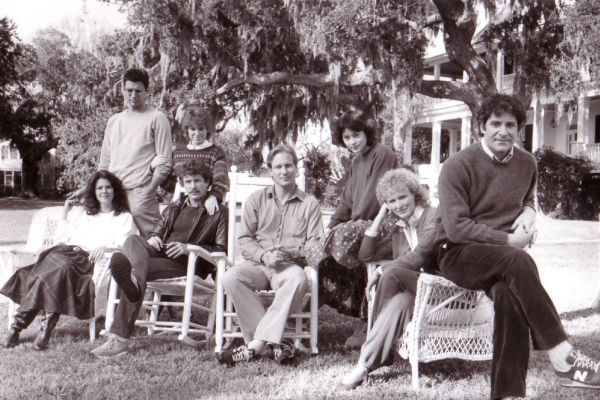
left=480, top=140, right=513, bottom=163
left=187, top=141, right=213, bottom=151
left=238, top=185, right=324, bottom=265
left=395, top=205, right=424, bottom=251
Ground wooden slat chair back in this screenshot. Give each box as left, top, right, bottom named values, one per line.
left=214, top=164, right=320, bottom=354
left=1, top=206, right=112, bottom=342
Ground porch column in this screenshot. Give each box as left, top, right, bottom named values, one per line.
left=532, top=98, right=545, bottom=152
left=431, top=121, right=442, bottom=173
left=577, top=95, right=590, bottom=145
left=496, top=52, right=504, bottom=89
left=433, top=64, right=441, bottom=80
left=449, top=128, right=458, bottom=156
left=460, top=117, right=472, bottom=149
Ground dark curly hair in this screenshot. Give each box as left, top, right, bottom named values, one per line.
left=82, top=170, right=130, bottom=216
left=122, top=68, right=149, bottom=90
left=175, top=159, right=213, bottom=185
left=478, top=94, right=527, bottom=133
left=332, top=109, right=378, bottom=148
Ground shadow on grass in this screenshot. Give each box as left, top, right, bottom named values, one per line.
left=560, top=307, right=599, bottom=321
left=0, top=198, right=62, bottom=211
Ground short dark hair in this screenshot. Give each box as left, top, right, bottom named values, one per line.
left=83, top=170, right=130, bottom=216
left=478, top=94, right=527, bottom=132
left=333, top=110, right=377, bottom=148
left=175, top=159, right=213, bottom=185
left=266, top=144, right=298, bottom=168
left=123, top=68, right=150, bottom=90
left=180, top=105, right=215, bottom=140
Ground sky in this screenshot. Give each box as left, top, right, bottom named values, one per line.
left=0, top=0, right=127, bottom=41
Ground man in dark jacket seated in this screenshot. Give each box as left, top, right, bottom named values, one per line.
left=91, top=159, right=227, bottom=358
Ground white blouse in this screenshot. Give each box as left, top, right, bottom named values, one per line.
left=54, top=206, right=138, bottom=251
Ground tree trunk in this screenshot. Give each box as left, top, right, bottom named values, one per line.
left=20, top=154, right=40, bottom=196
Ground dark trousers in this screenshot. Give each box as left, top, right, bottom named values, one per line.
left=438, top=243, right=568, bottom=400
left=108, top=235, right=187, bottom=338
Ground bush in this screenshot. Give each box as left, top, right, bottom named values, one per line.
left=534, top=146, right=599, bottom=220
left=302, top=145, right=333, bottom=204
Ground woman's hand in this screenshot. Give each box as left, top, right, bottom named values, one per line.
left=88, top=246, right=107, bottom=263
left=365, top=204, right=388, bottom=237
left=62, top=198, right=79, bottom=220
left=204, top=194, right=219, bottom=216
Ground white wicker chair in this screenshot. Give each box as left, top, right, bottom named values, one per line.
left=0, top=206, right=113, bottom=342
left=366, top=263, right=494, bottom=390
left=214, top=164, right=320, bottom=354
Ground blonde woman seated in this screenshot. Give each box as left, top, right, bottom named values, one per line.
left=342, top=168, right=437, bottom=389
left=1, top=171, right=138, bottom=350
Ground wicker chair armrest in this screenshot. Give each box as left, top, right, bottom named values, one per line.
left=417, top=273, right=460, bottom=287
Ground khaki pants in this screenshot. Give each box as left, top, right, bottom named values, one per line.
left=221, top=262, right=307, bottom=345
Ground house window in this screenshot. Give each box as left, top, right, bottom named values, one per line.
left=1, top=145, right=8, bottom=160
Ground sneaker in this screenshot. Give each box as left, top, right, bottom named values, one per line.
left=218, top=345, right=255, bottom=366
left=341, top=365, right=368, bottom=390
left=274, top=342, right=296, bottom=365
left=4, top=329, right=19, bottom=348
left=555, top=351, right=600, bottom=389
left=91, top=336, right=129, bottom=358
left=344, top=320, right=368, bottom=350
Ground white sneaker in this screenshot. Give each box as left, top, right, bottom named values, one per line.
left=91, top=335, right=129, bottom=358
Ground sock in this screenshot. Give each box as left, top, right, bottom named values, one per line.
left=247, top=339, right=266, bottom=355
left=548, top=341, right=573, bottom=372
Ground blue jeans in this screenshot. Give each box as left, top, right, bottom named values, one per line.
left=438, top=242, right=567, bottom=400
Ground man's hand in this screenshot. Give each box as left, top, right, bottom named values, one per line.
left=147, top=236, right=164, bottom=252
left=204, top=194, right=219, bottom=216
left=261, top=248, right=290, bottom=269
left=507, top=225, right=534, bottom=249
left=88, top=246, right=107, bottom=263
left=165, top=242, right=189, bottom=258
left=511, top=207, right=536, bottom=234
left=365, top=268, right=381, bottom=300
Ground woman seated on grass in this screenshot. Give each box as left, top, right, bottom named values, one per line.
left=342, top=168, right=437, bottom=389
left=1, top=170, right=138, bottom=350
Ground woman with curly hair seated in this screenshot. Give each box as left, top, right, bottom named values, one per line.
left=342, top=168, right=437, bottom=389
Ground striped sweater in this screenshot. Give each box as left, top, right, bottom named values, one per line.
left=172, top=144, right=230, bottom=202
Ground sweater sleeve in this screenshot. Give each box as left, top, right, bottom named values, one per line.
left=438, top=159, right=508, bottom=245
left=98, top=116, right=114, bottom=171
left=349, top=144, right=398, bottom=224
left=358, top=232, right=394, bottom=263
left=150, top=112, right=173, bottom=187
left=208, top=146, right=229, bottom=203
left=381, top=207, right=437, bottom=271
left=522, top=159, right=538, bottom=212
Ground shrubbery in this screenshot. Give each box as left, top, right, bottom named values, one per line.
left=535, top=146, right=599, bottom=220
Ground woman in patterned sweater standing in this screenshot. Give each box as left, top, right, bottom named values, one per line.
left=171, top=105, right=229, bottom=214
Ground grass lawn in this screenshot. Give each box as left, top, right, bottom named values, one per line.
left=0, top=200, right=598, bottom=399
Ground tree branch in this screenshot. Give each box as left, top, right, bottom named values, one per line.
left=418, top=79, right=478, bottom=109
left=215, top=69, right=386, bottom=95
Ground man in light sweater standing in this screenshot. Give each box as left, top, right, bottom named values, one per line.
left=434, top=94, right=599, bottom=399
left=98, top=68, right=172, bottom=237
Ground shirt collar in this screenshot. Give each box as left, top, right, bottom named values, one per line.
left=395, top=205, right=424, bottom=229
left=266, top=185, right=306, bottom=202
left=183, top=196, right=206, bottom=213
left=187, top=141, right=212, bottom=151
left=480, top=140, right=513, bottom=163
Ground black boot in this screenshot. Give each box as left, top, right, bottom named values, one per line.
left=4, top=309, right=38, bottom=348
left=34, top=312, right=60, bottom=351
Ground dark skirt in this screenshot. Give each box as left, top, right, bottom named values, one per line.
left=0, top=244, right=95, bottom=320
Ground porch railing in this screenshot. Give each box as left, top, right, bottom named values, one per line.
left=569, top=143, right=600, bottom=164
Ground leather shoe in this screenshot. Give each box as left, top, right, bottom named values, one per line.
left=4, top=329, right=19, bottom=348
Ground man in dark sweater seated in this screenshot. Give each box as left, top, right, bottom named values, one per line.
left=91, top=159, right=227, bottom=358
left=434, top=94, right=599, bottom=399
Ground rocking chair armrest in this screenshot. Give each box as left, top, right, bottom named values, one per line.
left=186, top=244, right=229, bottom=268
